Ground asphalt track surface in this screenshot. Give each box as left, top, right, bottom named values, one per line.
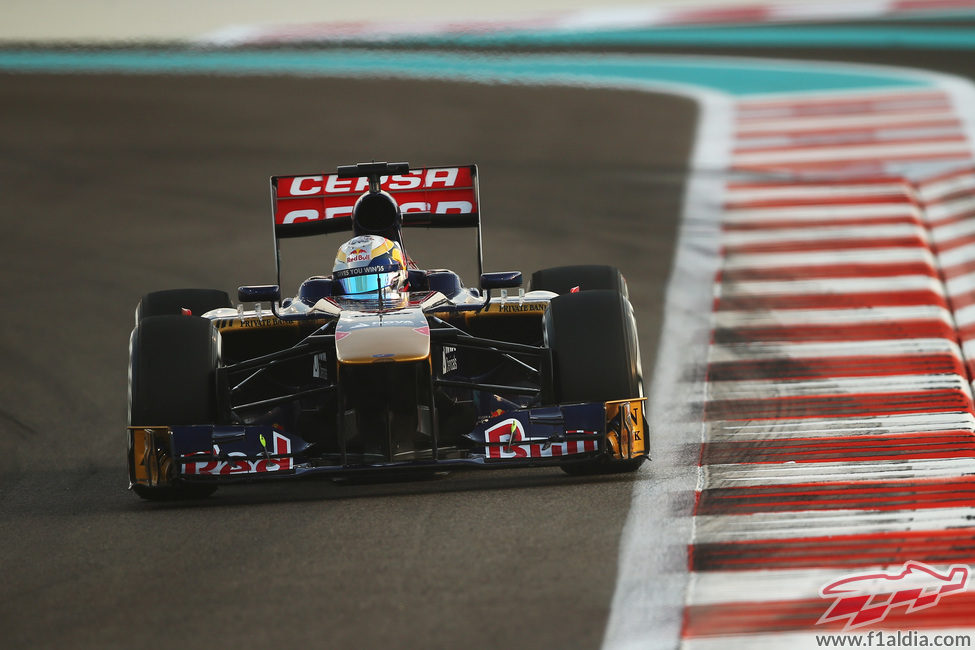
left=3, top=43, right=974, bottom=650
left=0, top=73, right=693, bottom=649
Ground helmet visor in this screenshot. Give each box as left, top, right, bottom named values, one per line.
left=334, top=264, right=402, bottom=297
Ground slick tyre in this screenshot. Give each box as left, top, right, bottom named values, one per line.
left=530, top=264, right=628, bottom=298
left=136, top=288, right=232, bottom=323
left=127, top=315, right=221, bottom=500
left=544, top=289, right=646, bottom=476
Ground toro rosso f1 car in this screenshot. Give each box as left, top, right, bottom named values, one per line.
left=127, top=161, right=647, bottom=499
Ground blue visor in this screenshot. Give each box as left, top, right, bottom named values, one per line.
left=337, top=270, right=399, bottom=296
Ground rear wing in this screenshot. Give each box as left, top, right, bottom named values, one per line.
left=270, top=163, right=482, bottom=285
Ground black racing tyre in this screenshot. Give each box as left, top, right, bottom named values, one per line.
left=530, top=264, right=628, bottom=298
left=135, top=288, right=232, bottom=323
left=544, top=289, right=646, bottom=475
left=127, top=315, right=221, bottom=500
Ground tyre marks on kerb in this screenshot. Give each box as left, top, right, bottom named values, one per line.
left=682, top=87, right=975, bottom=647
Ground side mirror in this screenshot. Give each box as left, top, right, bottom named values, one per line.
left=480, top=271, right=523, bottom=290
left=238, top=284, right=281, bottom=304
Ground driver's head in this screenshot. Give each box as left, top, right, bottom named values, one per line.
left=332, top=235, right=407, bottom=298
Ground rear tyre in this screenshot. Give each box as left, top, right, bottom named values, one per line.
left=544, top=289, right=646, bottom=476
left=136, top=288, right=232, bottom=322
left=128, top=315, right=221, bottom=500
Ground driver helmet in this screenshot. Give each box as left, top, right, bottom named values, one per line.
left=332, top=235, right=408, bottom=298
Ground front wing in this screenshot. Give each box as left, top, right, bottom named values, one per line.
left=128, top=398, right=647, bottom=488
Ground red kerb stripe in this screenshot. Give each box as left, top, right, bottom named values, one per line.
left=704, top=391, right=973, bottom=421
left=928, top=207, right=975, bottom=229
left=723, top=215, right=921, bottom=230
left=933, top=231, right=975, bottom=252
left=727, top=176, right=908, bottom=190
left=948, top=290, right=975, bottom=310
left=724, top=194, right=916, bottom=210
left=735, top=92, right=949, bottom=116
left=718, top=262, right=937, bottom=281
left=712, top=320, right=956, bottom=343
left=733, top=134, right=968, bottom=156
left=701, top=432, right=975, bottom=464
left=735, top=118, right=962, bottom=140
left=690, top=528, right=975, bottom=571
left=735, top=150, right=972, bottom=173
left=723, top=236, right=926, bottom=254
left=707, top=354, right=964, bottom=381
left=683, top=593, right=975, bottom=637
left=714, top=290, right=946, bottom=311
left=696, top=477, right=975, bottom=515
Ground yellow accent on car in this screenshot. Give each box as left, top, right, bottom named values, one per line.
left=605, top=398, right=647, bottom=460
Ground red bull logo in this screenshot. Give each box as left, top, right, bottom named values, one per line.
left=483, top=417, right=597, bottom=458
left=346, top=247, right=369, bottom=263
left=817, top=561, right=970, bottom=631
left=485, top=418, right=525, bottom=459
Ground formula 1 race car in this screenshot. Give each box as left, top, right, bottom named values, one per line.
left=127, top=161, right=647, bottom=499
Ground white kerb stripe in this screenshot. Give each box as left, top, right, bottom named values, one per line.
left=708, top=338, right=962, bottom=361
left=733, top=141, right=972, bottom=166
left=722, top=248, right=935, bottom=270
left=693, top=507, right=975, bottom=543
left=916, top=171, right=975, bottom=202
left=930, top=216, right=975, bottom=244
left=704, top=458, right=975, bottom=487
left=714, top=305, right=952, bottom=328
left=926, top=195, right=975, bottom=223
left=724, top=203, right=921, bottom=224
left=707, top=412, right=975, bottom=441
left=734, top=109, right=961, bottom=135
left=688, top=567, right=975, bottom=607
left=724, top=182, right=912, bottom=203
left=949, top=304, right=975, bottom=328
left=716, top=275, right=943, bottom=297
left=937, top=242, right=975, bottom=268
left=709, top=374, right=969, bottom=400
left=945, top=271, right=975, bottom=296
left=722, top=224, right=926, bottom=247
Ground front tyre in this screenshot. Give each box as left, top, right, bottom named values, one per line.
left=530, top=264, right=628, bottom=298
left=127, top=315, right=221, bottom=500
left=544, top=289, right=646, bottom=475
left=135, top=288, right=232, bottom=323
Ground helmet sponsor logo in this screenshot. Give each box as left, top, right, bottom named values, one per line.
left=346, top=247, right=369, bottom=263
